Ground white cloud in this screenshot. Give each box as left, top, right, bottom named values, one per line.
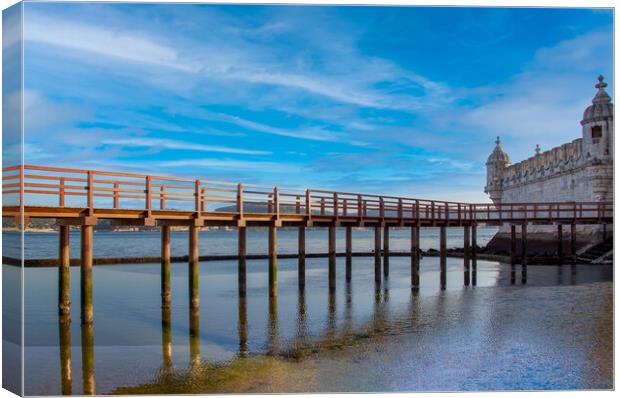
left=102, top=137, right=271, bottom=155
left=161, top=158, right=303, bottom=174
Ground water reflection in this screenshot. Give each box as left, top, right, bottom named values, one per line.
left=81, top=322, right=96, bottom=395
left=49, top=258, right=613, bottom=394
left=58, top=316, right=72, bottom=395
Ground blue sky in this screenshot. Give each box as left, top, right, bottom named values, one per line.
left=12, top=3, right=614, bottom=202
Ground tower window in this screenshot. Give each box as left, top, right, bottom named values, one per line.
left=591, top=125, right=602, bottom=139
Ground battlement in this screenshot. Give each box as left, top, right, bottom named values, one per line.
left=501, top=139, right=585, bottom=188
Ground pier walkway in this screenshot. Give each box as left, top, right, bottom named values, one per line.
left=2, top=164, right=613, bottom=324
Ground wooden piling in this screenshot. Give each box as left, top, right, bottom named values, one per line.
left=471, top=224, right=477, bottom=286
left=328, top=225, right=336, bottom=292
left=161, top=226, right=171, bottom=309
left=463, top=225, right=470, bottom=286
left=345, top=225, right=352, bottom=282
left=439, top=226, right=447, bottom=289
left=238, top=226, right=247, bottom=297
left=510, top=224, right=517, bottom=266
left=411, top=225, right=420, bottom=287
left=81, top=322, right=96, bottom=395
left=557, top=224, right=563, bottom=264
left=383, top=225, right=390, bottom=277
left=59, top=225, right=71, bottom=315
left=298, top=226, right=305, bottom=290
left=189, top=224, right=199, bottom=309
left=80, top=225, right=94, bottom=324
left=269, top=224, right=277, bottom=297
left=571, top=223, right=577, bottom=265
left=374, top=225, right=381, bottom=283
left=521, top=223, right=527, bottom=266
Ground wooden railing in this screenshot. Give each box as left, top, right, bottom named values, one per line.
left=2, top=164, right=613, bottom=224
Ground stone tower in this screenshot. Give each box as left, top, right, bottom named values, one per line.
left=581, top=75, right=614, bottom=201
left=484, top=136, right=510, bottom=204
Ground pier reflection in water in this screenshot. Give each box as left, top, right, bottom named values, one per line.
left=21, top=255, right=612, bottom=395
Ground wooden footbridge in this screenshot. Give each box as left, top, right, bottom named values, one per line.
left=2, top=164, right=613, bottom=324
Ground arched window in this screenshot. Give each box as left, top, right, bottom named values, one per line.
left=592, top=125, right=603, bottom=139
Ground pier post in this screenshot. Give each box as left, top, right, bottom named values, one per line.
left=439, top=226, right=447, bottom=289
left=463, top=225, right=470, bottom=286
left=328, top=225, right=336, bottom=292
left=189, top=224, right=199, bottom=310
left=345, top=225, right=352, bottom=282
left=238, top=226, right=247, bottom=297
left=161, top=226, right=171, bottom=308
left=81, top=322, right=95, bottom=395
left=557, top=224, right=563, bottom=264
left=298, top=226, right=305, bottom=290
left=80, top=225, right=94, bottom=324
left=59, top=316, right=72, bottom=395
left=59, top=225, right=71, bottom=315
left=510, top=224, right=517, bottom=266
left=521, top=223, right=527, bottom=266
left=374, top=225, right=381, bottom=283
left=383, top=225, right=390, bottom=277
left=571, top=223, right=577, bottom=265
left=471, top=224, right=477, bottom=286
left=269, top=224, right=278, bottom=297
left=238, top=297, right=248, bottom=357
left=411, top=225, right=420, bottom=287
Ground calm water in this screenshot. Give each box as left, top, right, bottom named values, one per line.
left=2, top=229, right=614, bottom=394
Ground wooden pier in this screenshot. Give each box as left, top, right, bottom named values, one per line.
left=2, top=164, right=613, bottom=325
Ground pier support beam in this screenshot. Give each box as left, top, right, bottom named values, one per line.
left=80, top=225, right=94, bottom=324
left=162, top=307, right=172, bottom=370
left=238, top=227, right=247, bottom=297
left=189, top=307, right=200, bottom=368
left=471, top=224, right=477, bottom=286
left=345, top=226, right=352, bottom=282
left=59, top=225, right=71, bottom=315
left=439, top=226, right=447, bottom=289
left=571, top=223, right=577, bottom=265
left=161, top=226, right=171, bottom=308
left=411, top=225, right=420, bottom=287
left=557, top=224, right=563, bottom=264
left=269, top=224, right=278, bottom=297
left=510, top=225, right=517, bottom=266
left=383, top=226, right=390, bottom=277
left=374, top=225, right=381, bottom=283
left=521, top=223, right=527, bottom=266
left=298, top=226, right=305, bottom=290
left=59, top=316, right=73, bottom=395
left=328, top=225, right=336, bottom=292
left=463, top=225, right=471, bottom=286
left=189, top=224, right=199, bottom=310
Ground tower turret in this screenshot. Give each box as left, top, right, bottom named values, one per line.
left=581, top=75, right=614, bottom=201
left=485, top=136, right=511, bottom=204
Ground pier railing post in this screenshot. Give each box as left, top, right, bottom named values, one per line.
left=59, top=225, right=71, bottom=315
left=345, top=225, right=352, bottom=282
left=80, top=225, right=94, bottom=324
left=269, top=223, right=278, bottom=297
left=161, top=225, right=171, bottom=308
left=383, top=225, right=390, bottom=277
left=328, top=224, right=336, bottom=292
left=189, top=223, right=200, bottom=309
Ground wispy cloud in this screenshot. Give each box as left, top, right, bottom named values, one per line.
left=161, top=158, right=303, bottom=174
left=102, top=137, right=271, bottom=155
